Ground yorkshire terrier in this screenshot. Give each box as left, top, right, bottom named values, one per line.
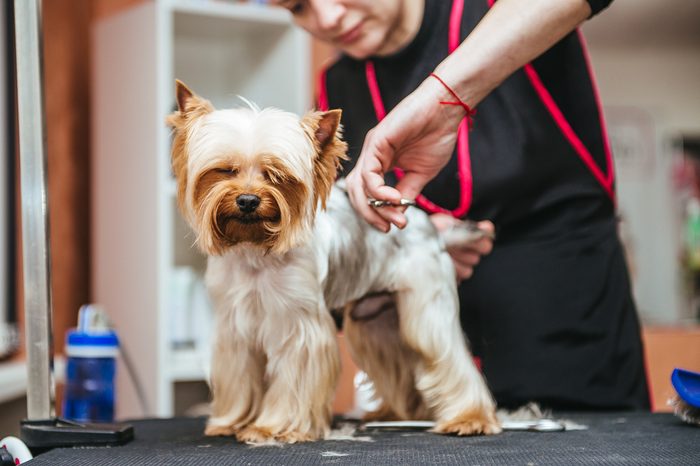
left=167, top=80, right=500, bottom=443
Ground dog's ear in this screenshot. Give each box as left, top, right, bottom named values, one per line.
left=301, top=109, right=348, bottom=210
left=166, top=80, right=214, bottom=129
left=176, top=79, right=195, bottom=113
left=166, top=80, right=214, bottom=214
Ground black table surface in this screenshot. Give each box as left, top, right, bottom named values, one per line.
left=28, top=412, right=698, bottom=465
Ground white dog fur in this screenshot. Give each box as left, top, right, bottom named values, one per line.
left=167, top=80, right=500, bottom=443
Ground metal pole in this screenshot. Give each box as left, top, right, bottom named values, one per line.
left=14, top=0, right=53, bottom=420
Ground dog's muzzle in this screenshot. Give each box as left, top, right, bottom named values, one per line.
left=236, top=194, right=261, bottom=214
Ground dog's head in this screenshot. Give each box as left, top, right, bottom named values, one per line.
left=167, top=80, right=347, bottom=256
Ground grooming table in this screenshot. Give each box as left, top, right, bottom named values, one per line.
left=27, top=412, right=697, bottom=465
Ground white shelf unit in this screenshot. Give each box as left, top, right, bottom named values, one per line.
left=92, top=0, right=310, bottom=418
left=0, top=358, right=65, bottom=405
left=0, top=361, right=28, bottom=404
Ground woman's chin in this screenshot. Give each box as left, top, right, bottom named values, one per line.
left=340, top=35, right=384, bottom=60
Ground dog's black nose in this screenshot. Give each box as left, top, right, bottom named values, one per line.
left=236, top=194, right=261, bottom=213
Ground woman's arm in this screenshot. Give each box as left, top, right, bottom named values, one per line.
left=346, top=0, right=601, bottom=231
left=435, top=0, right=592, bottom=110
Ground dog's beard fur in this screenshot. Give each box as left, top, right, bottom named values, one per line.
left=166, top=81, right=499, bottom=443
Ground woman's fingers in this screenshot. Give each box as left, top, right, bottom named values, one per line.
left=453, top=261, right=475, bottom=280
left=444, top=220, right=496, bottom=281
left=346, top=168, right=392, bottom=232
left=346, top=133, right=410, bottom=231
left=394, top=171, right=429, bottom=205
left=449, top=249, right=482, bottom=266
left=450, top=250, right=481, bottom=280
left=359, top=141, right=409, bottom=229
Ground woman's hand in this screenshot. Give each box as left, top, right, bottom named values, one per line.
left=345, top=0, right=593, bottom=233
left=430, top=214, right=495, bottom=281
left=345, top=77, right=466, bottom=232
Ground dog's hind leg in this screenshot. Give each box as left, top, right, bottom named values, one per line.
left=343, top=293, right=430, bottom=421
left=205, top=329, right=265, bottom=437
left=394, top=250, right=501, bottom=436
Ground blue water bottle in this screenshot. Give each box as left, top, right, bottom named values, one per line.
left=63, top=304, right=119, bottom=423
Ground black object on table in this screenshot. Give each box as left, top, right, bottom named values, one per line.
left=27, top=412, right=698, bottom=465
left=20, top=418, right=134, bottom=450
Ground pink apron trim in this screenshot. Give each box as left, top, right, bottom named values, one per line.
left=522, top=63, right=615, bottom=201
left=318, top=68, right=329, bottom=111
left=368, top=0, right=473, bottom=217
left=449, top=0, right=465, bottom=52
left=487, top=0, right=615, bottom=203
left=577, top=30, right=616, bottom=190
left=365, top=61, right=386, bottom=120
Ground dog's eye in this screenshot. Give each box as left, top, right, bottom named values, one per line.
left=263, top=169, right=282, bottom=183
left=214, top=167, right=238, bottom=176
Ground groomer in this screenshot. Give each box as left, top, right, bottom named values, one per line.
left=276, top=0, right=649, bottom=410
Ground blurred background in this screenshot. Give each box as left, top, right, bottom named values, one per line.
left=0, top=0, right=699, bottom=435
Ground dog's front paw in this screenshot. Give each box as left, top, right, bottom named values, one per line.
left=236, top=425, right=276, bottom=444
left=434, top=409, right=502, bottom=436
left=236, top=425, right=319, bottom=444
left=204, top=423, right=239, bottom=437
left=275, top=430, right=316, bottom=443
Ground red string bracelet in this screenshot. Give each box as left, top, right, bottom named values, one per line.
left=429, top=72, right=476, bottom=128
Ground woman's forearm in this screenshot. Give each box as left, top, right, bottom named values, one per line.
left=434, top=0, right=592, bottom=108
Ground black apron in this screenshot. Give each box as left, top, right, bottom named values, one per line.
left=322, top=0, right=648, bottom=410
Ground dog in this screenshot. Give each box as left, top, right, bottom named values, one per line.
left=166, top=80, right=500, bottom=443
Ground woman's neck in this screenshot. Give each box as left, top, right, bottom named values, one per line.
left=375, top=0, right=425, bottom=56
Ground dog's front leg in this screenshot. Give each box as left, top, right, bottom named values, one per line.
left=237, top=310, right=340, bottom=444
left=205, top=326, right=265, bottom=437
